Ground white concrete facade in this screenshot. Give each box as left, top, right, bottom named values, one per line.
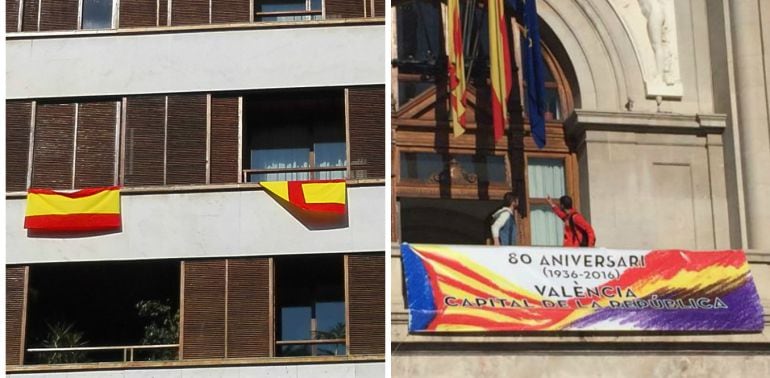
left=6, top=23, right=385, bottom=100
left=6, top=185, right=385, bottom=264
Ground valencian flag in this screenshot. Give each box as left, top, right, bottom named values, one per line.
left=448, top=0, right=468, bottom=137
left=24, top=186, right=122, bottom=232
left=488, top=0, right=513, bottom=142
left=510, top=0, right=547, bottom=148
left=260, top=179, right=346, bottom=215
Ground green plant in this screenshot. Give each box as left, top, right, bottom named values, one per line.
left=314, top=322, right=346, bottom=356
left=39, top=321, right=89, bottom=364
left=136, top=299, right=179, bottom=361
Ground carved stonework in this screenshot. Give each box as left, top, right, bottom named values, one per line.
left=430, top=158, right=478, bottom=185
left=611, top=0, right=683, bottom=98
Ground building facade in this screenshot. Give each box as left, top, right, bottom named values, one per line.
left=391, top=0, right=770, bottom=376
left=5, top=1, right=386, bottom=376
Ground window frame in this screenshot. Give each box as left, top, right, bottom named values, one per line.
left=78, top=0, right=119, bottom=30
left=254, top=0, right=325, bottom=22
left=522, top=152, right=578, bottom=246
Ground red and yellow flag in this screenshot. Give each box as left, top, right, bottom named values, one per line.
left=24, top=186, right=122, bottom=232
left=448, top=0, right=468, bottom=137
left=488, top=0, right=513, bottom=142
left=260, top=180, right=346, bottom=215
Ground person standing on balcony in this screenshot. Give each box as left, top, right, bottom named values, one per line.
left=491, top=192, right=519, bottom=246
left=546, top=195, right=596, bottom=247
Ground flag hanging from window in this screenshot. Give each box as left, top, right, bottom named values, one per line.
left=260, top=179, right=346, bottom=215
left=512, top=0, right=547, bottom=148
left=24, top=186, right=122, bottom=232
left=448, top=0, right=468, bottom=137
left=488, top=0, right=513, bottom=142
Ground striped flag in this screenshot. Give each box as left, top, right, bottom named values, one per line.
left=448, top=0, right=468, bottom=137
left=260, top=180, right=346, bottom=215
left=488, top=0, right=513, bottom=142
left=24, top=186, right=122, bottom=232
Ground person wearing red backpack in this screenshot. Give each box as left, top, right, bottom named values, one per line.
left=546, top=195, right=596, bottom=247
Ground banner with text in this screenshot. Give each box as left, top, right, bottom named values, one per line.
left=401, top=243, right=763, bottom=332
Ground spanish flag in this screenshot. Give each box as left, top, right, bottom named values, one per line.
left=260, top=180, right=346, bottom=215
left=24, top=186, right=122, bottom=232
left=488, top=0, right=513, bottom=142
left=448, top=0, right=468, bottom=137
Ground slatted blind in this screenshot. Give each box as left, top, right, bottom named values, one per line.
left=325, top=0, right=364, bottom=19
left=31, top=103, right=76, bottom=189
left=6, top=266, right=28, bottom=366
left=75, top=101, right=118, bottom=188
left=212, top=0, right=250, bottom=24
left=6, top=101, right=32, bottom=192
left=21, top=0, right=39, bottom=31
left=7, top=0, right=20, bottom=32
left=346, top=253, right=385, bottom=355
left=159, top=0, right=169, bottom=26
left=210, top=96, right=240, bottom=184
left=119, top=0, right=158, bottom=28
left=182, top=260, right=226, bottom=359
left=226, top=258, right=271, bottom=358
left=39, top=0, right=78, bottom=31
left=348, top=86, right=385, bottom=179
left=166, top=94, right=207, bottom=185
left=124, top=96, right=166, bottom=186
left=374, top=0, right=384, bottom=17
left=171, top=0, right=209, bottom=26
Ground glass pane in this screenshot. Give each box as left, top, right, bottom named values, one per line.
left=455, top=155, right=507, bottom=183
left=398, top=80, right=433, bottom=107
left=258, top=0, right=306, bottom=13
left=280, top=306, right=311, bottom=341
left=530, top=204, right=563, bottom=246
left=399, top=152, right=443, bottom=181
left=527, top=158, right=565, bottom=198
left=544, top=87, right=561, bottom=120
left=250, top=148, right=310, bottom=182
left=397, top=1, right=440, bottom=62
left=82, top=0, right=113, bottom=30
left=315, top=142, right=347, bottom=180
left=310, top=0, right=322, bottom=10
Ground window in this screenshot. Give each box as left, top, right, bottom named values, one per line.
left=243, top=90, right=347, bottom=182
left=527, top=157, right=566, bottom=246
left=399, top=152, right=507, bottom=184
left=275, top=255, right=346, bottom=356
left=81, top=0, right=115, bottom=30
left=24, top=260, right=180, bottom=364
left=255, top=0, right=323, bottom=22
left=395, top=0, right=441, bottom=106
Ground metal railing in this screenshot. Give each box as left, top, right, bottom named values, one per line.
left=27, top=344, right=179, bottom=363
left=243, top=166, right=347, bottom=183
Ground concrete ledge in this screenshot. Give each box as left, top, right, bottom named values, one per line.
left=564, top=110, right=727, bottom=137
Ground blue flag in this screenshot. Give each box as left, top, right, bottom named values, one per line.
left=509, top=0, right=547, bottom=148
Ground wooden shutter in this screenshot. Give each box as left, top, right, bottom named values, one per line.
left=6, top=266, right=28, bottom=366
left=182, top=260, right=226, bottom=359
left=166, top=94, right=207, bottom=185
left=21, top=0, right=38, bottom=31
left=119, top=0, right=158, bottom=28
left=159, top=0, right=169, bottom=26
left=7, top=0, right=20, bottom=32
left=31, top=103, right=76, bottom=189
left=346, top=253, right=385, bottom=355
left=348, top=86, right=385, bottom=179
left=210, top=96, right=239, bottom=184
left=125, top=96, right=166, bottom=186
left=227, top=258, right=271, bottom=358
left=75, top=101, right=118, bottom=188
left=39, top=0, right=78, bottom=31
left=6, top=101, right=32, bottom=192
left=212, top=0, right=250, bottom=24
left=325, top=0, right=364, bottom=19
left=374, top=0, right=384, bottom=17
left=171, top=0, right=209, bottom=26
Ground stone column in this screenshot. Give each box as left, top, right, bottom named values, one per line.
left=729, top=0, right=770, bottom=249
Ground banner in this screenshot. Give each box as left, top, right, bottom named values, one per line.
left=24, top=186, right=122, bottom=232
left=402, top=243, right=763, bottom=332
left=261, top=179, right=346, bottom=215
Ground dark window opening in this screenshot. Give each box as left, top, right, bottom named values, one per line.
left=24, top=260, right=180, bottom=364
left=82, top=0, right=114, bottom=30
left=243, top=89, right=347, bottom=182
left=275, top=254, right=346, bottom=356
left=400, top=198, right=499, bottom=244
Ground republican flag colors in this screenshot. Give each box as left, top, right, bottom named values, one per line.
left=24, top=186, right=122, bottom=232
left=260, top=180, right=346, bottom=215
left=448, top=0, right=468, bottom=137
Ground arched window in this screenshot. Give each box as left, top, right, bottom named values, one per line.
left=392, top=0, right=579, bottom=246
